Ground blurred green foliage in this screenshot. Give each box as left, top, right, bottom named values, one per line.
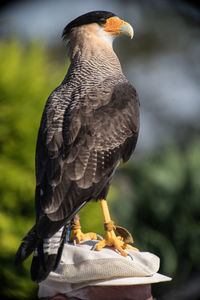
left=0, top=40, right=67, bottom=299
left=0, top=40, right=199, bottom=299
left=111, top=143, right=200, bottom=292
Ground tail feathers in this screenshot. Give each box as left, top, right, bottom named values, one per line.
left=31, top=225, right=68, bottom=283
left=15, top=217, right=70, bottom=283
left=15, top=225, right=38, bottom=264
left=31, top=248, right=58, bottom=283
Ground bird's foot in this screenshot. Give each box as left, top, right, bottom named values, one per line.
left=70, top=220, right=100, bottom=244
left=93, top=221, right=139, bottom=256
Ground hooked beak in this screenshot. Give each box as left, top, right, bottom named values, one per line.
left=103, top=17, right=134, bottom=39
left=119, top=21, right=134, bottom=39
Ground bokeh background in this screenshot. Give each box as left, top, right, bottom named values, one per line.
left=0, top=0, right=200, bottom=299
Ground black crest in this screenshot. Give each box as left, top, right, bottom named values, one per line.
left=62, top=10, right=116, bottom=39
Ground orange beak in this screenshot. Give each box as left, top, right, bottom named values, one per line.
left=103, top=17, right=134, bottom=39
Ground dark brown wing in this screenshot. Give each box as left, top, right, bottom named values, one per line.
left=35, top=80, right=139, bottom=222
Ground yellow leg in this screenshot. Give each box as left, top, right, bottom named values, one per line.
left=101, top=199, right=111, bottom=223
left=70, top=214, right=98, bottom=244
left=95, top=200, right=138, bottom=256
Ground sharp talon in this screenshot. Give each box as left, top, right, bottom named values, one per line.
left=96, top=234, right=103, bottom=240
left=91, top=243, right=98, bottom=251
left=70, top=219, right=99, bottom=244
left=127, top=253, right=134, bottom=261
left=91, top=200, right=138, bottom=256
left=115, top=225, right=134, bottom=244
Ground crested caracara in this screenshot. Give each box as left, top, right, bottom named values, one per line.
left=15, top=10, right=140, bottom=283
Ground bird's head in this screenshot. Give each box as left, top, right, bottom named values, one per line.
left=62, top=11, right=134, bottom=46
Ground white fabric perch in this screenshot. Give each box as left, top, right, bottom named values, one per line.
left=38, top=240, right=171, bottom=298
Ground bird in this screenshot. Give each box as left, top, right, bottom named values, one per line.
left=15, top=10, right=140, bottom=283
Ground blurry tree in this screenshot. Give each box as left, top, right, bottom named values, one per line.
left=111, top=142, right=200, bottom=298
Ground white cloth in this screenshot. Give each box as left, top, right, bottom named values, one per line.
left=38, top=240, right=171, bottom=298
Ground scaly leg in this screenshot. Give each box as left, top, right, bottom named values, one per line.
left=70, top=214, right=98, bottom=244
left=95, top=199, right=138, bottom=256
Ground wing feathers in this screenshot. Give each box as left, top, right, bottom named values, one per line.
left=74, top=150, right=91, bottom=180
left=76, top=150, right=97, bottom=189
left=36, top=80, right=139, bottom=221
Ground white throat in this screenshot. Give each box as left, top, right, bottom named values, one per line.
left=97, top=24, right=115, bottom=47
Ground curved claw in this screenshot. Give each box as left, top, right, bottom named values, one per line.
left=115, top=226, right=134, bottom=244
left=91, top=243, right=98, bottom=251
left=96, top=234, right=103, bottom=240
left=127, top=253, right=134, bottom=261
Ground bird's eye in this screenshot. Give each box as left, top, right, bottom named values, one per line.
left=99, top=18, right=107, bottom=24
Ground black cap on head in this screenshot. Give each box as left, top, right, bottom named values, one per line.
left=62, top=11, right=116, bottom=39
